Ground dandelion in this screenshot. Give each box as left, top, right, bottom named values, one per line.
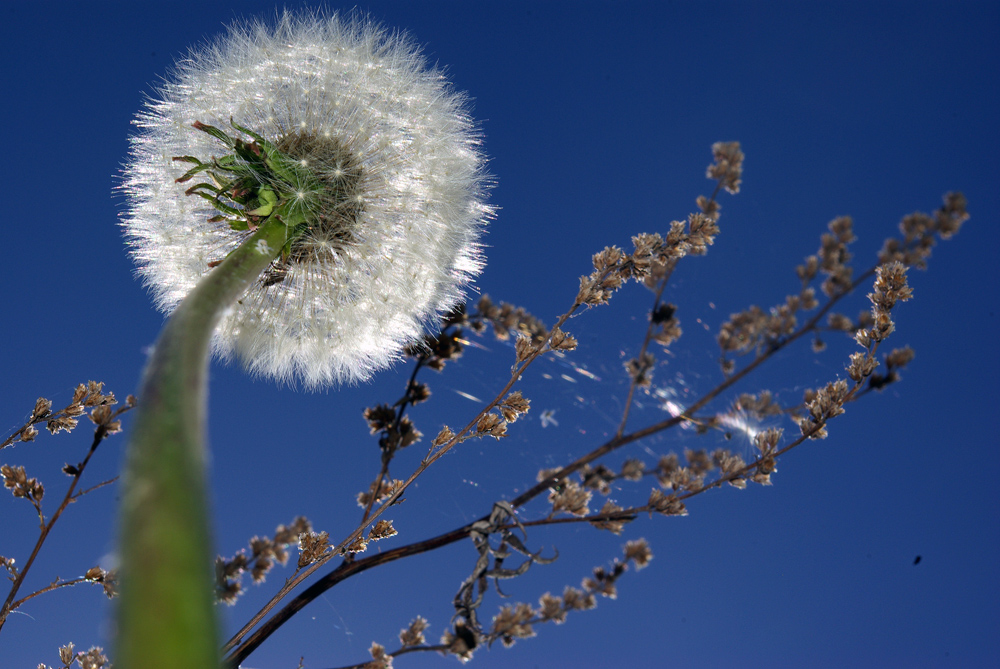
left=121, top=10, right=490, bottom=387
left=116, top=12, right=488, bottom=669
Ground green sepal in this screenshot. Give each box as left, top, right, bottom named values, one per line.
left=246, top=188, right=278, bottom=216
left=190, top=120, right=236, bottom=148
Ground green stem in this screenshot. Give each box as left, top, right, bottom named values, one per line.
left=117, top=217, right=291, bottom=669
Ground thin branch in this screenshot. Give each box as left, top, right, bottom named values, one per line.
left=9, top=576, right=91, bottom=610
left=224, top=261, right=874, bottom=664
left=0, top=423, right=114, bottom=629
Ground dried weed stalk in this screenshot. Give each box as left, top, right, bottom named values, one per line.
left=1, top=383, right=133, bottom=633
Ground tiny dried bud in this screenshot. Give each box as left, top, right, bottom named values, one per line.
left=492, top=602, right=537, bottom=647
left=697, top=194, right=720, bottom=218
left=399, top=616, right=429, bottom=647
left=356, top=479, right=405, bottom=508
left=514, top=334, right=534, bottom=365
left=59, top=644, right=76, bottom=666
left=475, top=413, right=507, bottom=439
left=754, top=428, right=782, bottom=456
left=799, top=379, right=850, bottom=439
left=590, top=500, right=628, bottom=534
left=432, top=425, right=455, bottom=447
left=707, top=141, right=743, bottom=193
left=46, top=415, right=78, bottom=434
left=549, top=480, right=591, bottom=517
left=797, top=255, right=819, bottom=282
left=499, top=391, right=531, bottom=422
left=885, top=346, right=915, bottom=369
left=538, top=592, right=567, bottom=623
left=620, top=458, right=645, bottom=481
left=549, top=326, right=578, bottom=351
left=624, top=352, right=656, bottom=387
left=2, top=464, right=44, bottom=503
left=368, top=519, right=398, bottom=541
left=562, top=586, right=596, bottom=611
left=624, top=538, right=653, bottom=570
left=363, top=404, right=396, bottom=434
left=297, top=531, right=330, bottom=567
left=648, top=489, right=687, bottom=516
left=346, top=535, right=368, bottom=554
left=847, top=351, right=878, bottom=382
left=366, top=642, right=392, bottom=669
left=32, top=398, right=53, bottom=421
left=407, top=381, right=431, bottom=405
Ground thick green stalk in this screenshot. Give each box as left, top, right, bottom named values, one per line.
left=117, top=217, right=291, bottom=668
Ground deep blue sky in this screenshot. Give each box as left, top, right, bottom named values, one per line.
left=2, top=2, right=998, bottom=668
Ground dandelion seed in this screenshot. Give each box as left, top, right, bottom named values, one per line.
left=121, top=11, right=491, bottom=387
left=454, top=390, right=483, bottom=403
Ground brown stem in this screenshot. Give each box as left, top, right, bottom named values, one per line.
left=9, top=577, right=90, bottom=610
left=226, top=258, right=881, bottom=665
left=225, top=525, right=474, bottom=666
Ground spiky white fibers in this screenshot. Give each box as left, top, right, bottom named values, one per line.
left=121, top=11, right=490, bottom=388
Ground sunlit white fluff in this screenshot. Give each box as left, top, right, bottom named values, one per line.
left=121, top=11, right=490, bottom=388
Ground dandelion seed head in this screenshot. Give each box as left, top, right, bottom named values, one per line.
left=718, top=408, right=763, bottom=444
left=121, top=10, right=491, bottom=388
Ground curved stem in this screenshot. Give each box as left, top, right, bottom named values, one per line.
left=117, top=217, right=290, bottom=669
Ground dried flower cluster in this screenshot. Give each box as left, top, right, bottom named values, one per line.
left=2, top=383, right=132, bottom=642
left=879, top=192, right=968, bottom=269
left=357, top=478, right=406, bottom=508
left=38, top=643, right=109, bottom=669
left=215, top=516, right=311, bottom=604
left=706, top=141, right=744, bottom=194
left=576, top=207, right=723, bottom=309
left=438, top=540, right=653, bottom=660
left=399, top=616, right=430, bottom=647
left=2, top=382, right=122, bottom=450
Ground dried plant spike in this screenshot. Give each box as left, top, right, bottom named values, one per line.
left=707, top=141, right=744, bottom=193
left=399, top=616, right=429, bottom=647
left=2, top=464, right=44, bottom=505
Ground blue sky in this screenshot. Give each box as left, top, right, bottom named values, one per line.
left=2, top=2, right=998, bottom=668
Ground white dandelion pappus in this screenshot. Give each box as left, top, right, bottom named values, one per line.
left=121, top=11, right=490, bottom=388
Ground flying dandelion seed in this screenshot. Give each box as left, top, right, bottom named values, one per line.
left=454, top=390, right=483, bottom=403
left=718, top=409, right=764, bottom=443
